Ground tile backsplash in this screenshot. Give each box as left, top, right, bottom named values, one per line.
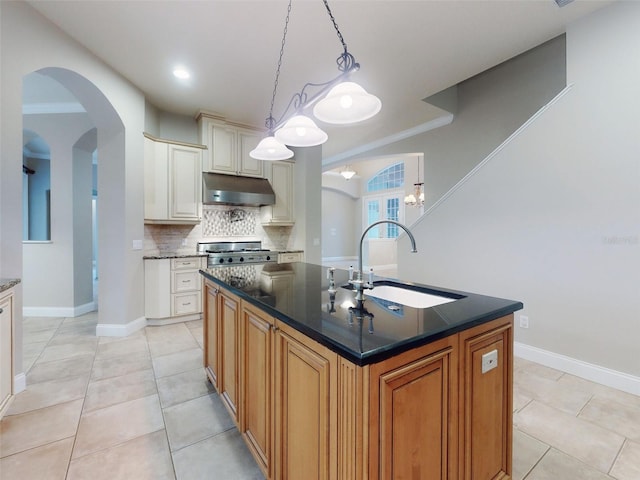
left=144, top=205, right=293, bottom=255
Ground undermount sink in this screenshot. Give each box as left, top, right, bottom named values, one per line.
left=364, top=283, right=459, bottom=309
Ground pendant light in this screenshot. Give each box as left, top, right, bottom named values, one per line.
left=340, top=165, right=356, bottom=180
left=275, top=115, right=328, bottom=147
left=313, top=81, right=381, bottom=124
left=250, top=136, right=294, bottom=161
left=250, top=0, right=381, bottom=160
left=404, top=156, right=425, bottom=207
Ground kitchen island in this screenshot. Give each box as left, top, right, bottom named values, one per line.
left=201, top=262, right=522, bottom=480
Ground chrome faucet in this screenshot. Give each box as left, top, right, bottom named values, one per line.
left=349, top=220, right=418, bottom=301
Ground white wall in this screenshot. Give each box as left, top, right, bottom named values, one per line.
left=398, top=2, right=640, bottom=385
left=343, top=35, right=566, bottom=211
left=292, top=146, right=323, bottom=264
left=1, top=2, right=147, bottom=379
left=321, top=188, right=358, bottom=259
left=22, top=113, right=93, bottom=311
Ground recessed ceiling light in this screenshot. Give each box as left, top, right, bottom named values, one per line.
left=172, top=67, right=191, bottom=79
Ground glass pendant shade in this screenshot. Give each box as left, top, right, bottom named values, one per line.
left=275, top=115, right=328, bottom=147
left=313, top=82, right=382, bottom=124
left=341, top=167, right=356, bottom=180
left=249, top=136, right=294, bottom=161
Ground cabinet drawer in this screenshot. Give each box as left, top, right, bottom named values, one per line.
left=171, top=258, right=201, bottom=270
left=172, top=270, right=199, bottom=293
left=277, top=252, right=303, bottom=264
left=172, top=291, right=201, bottom=316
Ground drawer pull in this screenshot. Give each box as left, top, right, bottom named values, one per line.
left=182, top=302, right=192, bottom=306
left=181, top=280, right=191, bottom=283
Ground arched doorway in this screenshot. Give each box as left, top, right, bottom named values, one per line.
left=21, top=67, right=127, bottom=332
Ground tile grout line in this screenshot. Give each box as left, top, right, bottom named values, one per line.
left=146, top=325, right=180, bottom=480
left=64, top=315, right=101, bottom=480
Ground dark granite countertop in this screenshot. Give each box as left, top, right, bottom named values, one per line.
left=0, top=278, right=21, bottom=294
left=200, top=262, right=523, bottom=366
left=144, top=253, right=208, bottom=260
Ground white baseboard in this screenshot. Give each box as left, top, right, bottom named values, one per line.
left=96, top=316, right=147, bottom=337
left=514, top=342, right=640, bottom=396
left=321, top=256, right=358, bottom=263
left=146, top=313, right=201, bottom=327
left=23, top=301, right=97, bottom=318
left=14, top=373, right=26, bottom=394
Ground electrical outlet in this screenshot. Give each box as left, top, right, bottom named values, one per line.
left=482, top=349, right=498, bottom=374
left=520, top=315, right=529, bottom=329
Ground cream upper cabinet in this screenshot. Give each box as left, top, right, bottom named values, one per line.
left=197, top=113, right=263, bottom=178
left=261, top=160, right=294, bottom=226
left=144, top=134, right=204, bottom=224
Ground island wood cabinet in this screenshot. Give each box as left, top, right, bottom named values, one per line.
left=0, top=289, right=14, bottom=418
left=203, top=279, right=514, bottom=480
left=203, top=282, right=242, bottom=423
left=143, top=133, right=204, bottom=224
left=261, top=160, right=295, bottom=226
left=197, top=113, right=263, bottom=177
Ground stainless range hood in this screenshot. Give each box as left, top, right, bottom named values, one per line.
left=202, top=172, right=276, bottom=206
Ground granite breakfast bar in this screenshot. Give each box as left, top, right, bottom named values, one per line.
left=201, top=262, right=523, bottom=479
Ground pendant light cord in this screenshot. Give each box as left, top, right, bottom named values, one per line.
left=323, top=0, right=358, bottom=72
left=266, top=0, right=293, bottom=132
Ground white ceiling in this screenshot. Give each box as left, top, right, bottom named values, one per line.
left=25, top=0, right=614, bottom=162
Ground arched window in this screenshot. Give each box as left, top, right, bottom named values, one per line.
left=363, top=162, right=405, bottom=239
left=366, top=162, right=404, bottom=192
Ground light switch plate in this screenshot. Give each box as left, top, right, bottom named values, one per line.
left=481, top=349, right=498, bottom=374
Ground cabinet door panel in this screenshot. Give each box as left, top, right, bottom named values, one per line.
left=204, top=283, right=219, bottom=389
left=210, top=125, right=236, bottom=173
left=169, top=145, right=201, bottom=220
left=0, top=294, right=13, bottom=412
left=238, top=130, right=263, bottom=177
left=220, top=292, right=240, bottom=422
left=243, top=306, right=273, bottom=476
left=460, top=317, right=513, bottom=480
left=379, top=348, right=453, bottom=480
left=275, top=325, right=336, bottom=480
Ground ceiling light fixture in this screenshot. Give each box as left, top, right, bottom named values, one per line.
left=172, top=67, right=191, bottom=80
left=340, top=166, right=356, bottom=180
left=250, top=0, right=381, bottom=160
left=404, top=156, right=425, bottom=207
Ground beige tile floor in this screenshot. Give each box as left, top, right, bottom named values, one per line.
left=1, top=312, right=638, bottom=479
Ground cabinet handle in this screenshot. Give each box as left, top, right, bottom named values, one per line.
left=271, top=324, right=279, bottom=333
left=182, top=280, right=191, bottom=283
left=182, top=302, right=191, bottom=306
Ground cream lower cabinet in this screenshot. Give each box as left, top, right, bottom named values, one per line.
left=0, top=288, right=15, bottom=418
left=145, top=257, right=205, bottom=324
left=203, top=281, right=514, bottom=480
